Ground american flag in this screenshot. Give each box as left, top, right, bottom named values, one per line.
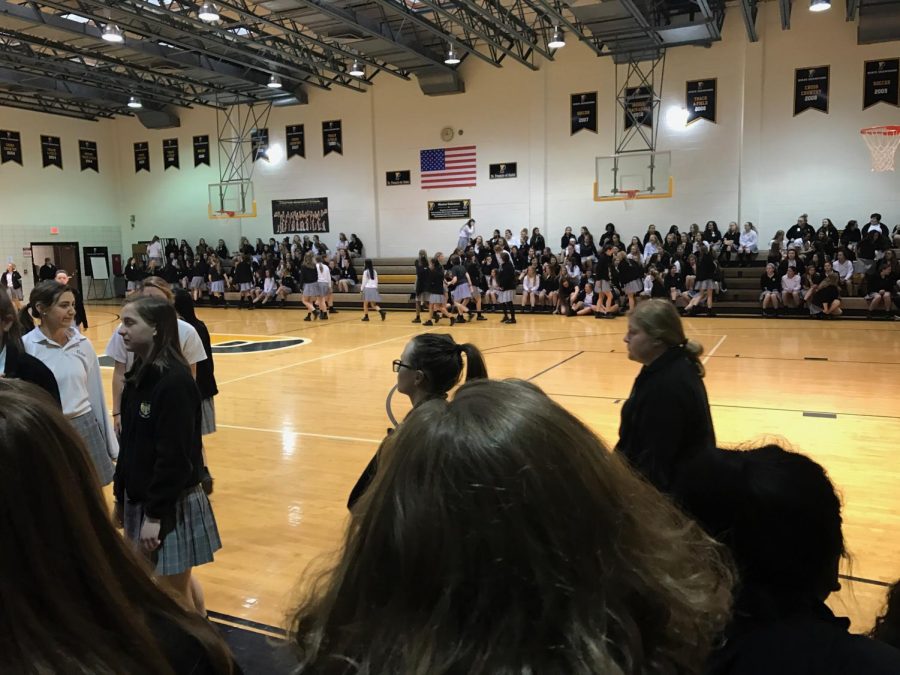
left=420, top=145, right=477, bottom=189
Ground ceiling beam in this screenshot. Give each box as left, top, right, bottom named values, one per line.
left=740, top=0, right=759, bottom=41
left=0, top=65, right=135, bottom=108
left=779, top=0, right=792, bottom=29
left=846, top=0, right=860, bottom=21
left=526, top=0, right=604, bottom=56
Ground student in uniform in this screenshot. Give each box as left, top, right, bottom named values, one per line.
left=2, top=263, right=24, bottom=311
left=759, top=263, right=782, bottom=317
left=840, top=220, right=861, bottom=252
left=190, top=256, right=208, bottom=303
left=615, top=251, right=644, bottom=313
left=21, top=281, right=117, bottom=485
left=781, top=266, right=803, bottom=309
left=809, top=268, right=842, bottom=320
left=0, top=291, right=60, bottom=403
left=497, top=251, right=518, bottom=324
left=571, top=282, right=601, bottom=316
left=465, top=252, right=488, bottom=320
left=866, top=263, right=897, bottom=318
left=684, top=245, right=717, bottom=316
left=664, top=264, right=689, bottom=307
left=423, top=253, right=455, bottom=327
left=360, top=259, right=387, bottom=322
left=737, top=222, right=759, bottom=266
left=232, top=254, right=254, bottom=309
left=539, top=262, right=559, bottom=312
left=253, top=269, right=278, bottom=307
left=412, top=250, right=429, bottom=324
left=276, top=265, right=297, bottom=307
left=315, top=256, right=333, bottom=318
left=447, top=255, right=471, bottom=322
left=299, top=252, right=321, bottom=321
left=125, top=257, right=144, bottom=295
left=720, top=222, right=741, bottom=266
left=520, top=264, right=540, bottom=312
left=207, top=258, right=227, bottom=307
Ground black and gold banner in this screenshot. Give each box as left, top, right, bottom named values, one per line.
left=794, top=66, right=829, bottom=115
left=386, top=170, right=410, bottom=186
left=322, top=120, right=343, bottom=156
left=134, top=142, right=150, bottom=172
left=686, top=79, right=717, bottom=125
left=251, top=128, right=269, bottom=162
left=624, top=87, right=653, bottom=129
left=286, top=124, right=305, bottom=159
left=193, top=135, right=210, bottom=166
left=79, top=140, right=98, bottom=172
left=427, top=199, right=471, bottom=220
left=163, top=138, right=179, bottom=170
left=489, top=162, right=517, bottom=179
left=570, top=92, right=598, bottom=135
left=41, top=135, right=62, bottom=169
left=864, top=59, right=899, bottom=109
left=1, top=130, right=22, bottom=165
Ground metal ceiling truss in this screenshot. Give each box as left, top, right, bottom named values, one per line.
left=779, top=0, right=792, bottom=30
left=615, top=53, right=664, bottom=154
left=216, top=100, right=271, bottom=208
left=526, top=0, right=604, bottom=56
left=740, top=0, right=759, bottom=42
left=846, top=0, right=860, bottom=21
left=0, top=91, right=113, bottom=120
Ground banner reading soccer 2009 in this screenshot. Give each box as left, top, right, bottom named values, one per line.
left=272, top=198, right=329, bottom=234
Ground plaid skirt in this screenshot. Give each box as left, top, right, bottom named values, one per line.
left=362, top=287, right=381, bottom=302
left=624, top=279, right=644, bottom=295
left=126, top=280, right=142, bottom=292
left=124, top=484, right=222, bottom=576
left=417, top=292, right=431, bottom=304
left=70, top=412, right=114, bottom=486
left=428, top=293, right=446, bottom=304
left=317, top=281, right=332, bottom=296
left=190, top=276, right=207, bottom=290
left=302, top=282, right=320, bottom=297
left=201, top=397, right=216, bottom=435
left=209, top=280, right=225, bottom=293
left=452, top=283, right=472, bottom=301
left=5, top=287, right=23, bottom=301
left=239, top=282, right=253, bottom=292
left=596, top=280, right=611, bottom=292
left=695, top=279, right=717, bottom=290
left=497, top=289, right=515, bottom=303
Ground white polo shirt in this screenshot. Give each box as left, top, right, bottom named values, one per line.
left=106, top=318, right=207, bottom=369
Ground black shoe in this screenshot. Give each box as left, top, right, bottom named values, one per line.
left=362, top=315, right=370, bottom=322
left=321, top=312, right=329, bottom=320
left=507, top=318, right=517, bottom=324
left=477, top=314, right=487, bottom=321
left=330, top=307, right=338, bottom=314
left=456, top=316, right=467, bottom=324
left=708, top=309, right=716, bottom=317
left=201, top=468, right=214, bottom=496
left=379, top=309, right=387, bottom=321
left=412, top=316, right=421, bottom=323
left=423, top=320, right=434, bottom=326
left=594, top=312, right=605, bottom=319
left=304, top=313, right=312, bottom=321
left=449, top=317, right=456, bottom=326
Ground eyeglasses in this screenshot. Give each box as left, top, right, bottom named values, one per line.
left=392, top=359, right=416, bottom=373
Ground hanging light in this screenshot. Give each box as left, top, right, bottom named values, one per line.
left=444, top=44, right=461, bottom=65
left=348, top=59, right=365, bottom=77
left=198, top=2, right=220, bottom=22
left=548, top=26, right=566, bottom=49
left=267, top=73, right=282, bottom=88
left=809, top=0, right=830, bottom=10
left=127, top=95, right=142, bottom=109
left=102, top=23, right=125, bottom=43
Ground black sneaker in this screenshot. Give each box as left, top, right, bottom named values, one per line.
left=477, top=314, right=487, bottom=321
left=330, top=307, right=339, bottom=314
left=379, top=309, right=387, bottom=321
left=361, top=315, right=370, bottom=322
left=304, top=313, right=312, bottom=321
left=423, top=320, right=434, bottom=326
left=321, top=313, right=329, bottom=320
left=412, top=316, right=421, bottom=324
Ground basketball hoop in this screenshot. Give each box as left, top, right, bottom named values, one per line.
left=623, top=189, right=639, bottom=200
left=214, top=209, right=236, bottom=219
left=860, top=125, right=900, bottom=172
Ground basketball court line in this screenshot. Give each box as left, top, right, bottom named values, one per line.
left=527, top=351, right=585, bottom=381
left=702, top=335, right=728, bottom=365
left=217, top=331, right=423, bottom=386
left=217, top=423, right=380, bottom=444
left=207, top=611, right=287, bottom=638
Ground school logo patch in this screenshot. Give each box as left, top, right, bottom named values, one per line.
left=139, top=401, right=152, bottom=418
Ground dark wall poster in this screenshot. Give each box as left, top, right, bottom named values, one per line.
left=41, top=135, right=62, bottom=169
left=286, top=124, right=305, bottom=159
left=624, top=87, right=654, bottom=129
left=79, top=140, right=99, bottom=172
left=1, top=130, right=22, bottom=165
left=193, top=135, right=210, bottom=166
left=570, top=92, right=598, bottom=135
left=386, top=170, right=411, bottom=186
left=864, top=59, right=900, bottom=109
left=163, top=138, right=179, bottom=170
left=251, top=128, right=269, bottom=162
left=427, top=199, right=471, bottom=220
left=322, top=120, right=343, bottom=156
left=489, top=162, right=517, bottom=179
left=272, top=198, right=329, bottom=234
left=686, top=79, right=717, bottom=125
left=134, top=142, right=150, bottom=172
left=794, top=66, right=830, bottom=115
left=82, top=246, right=108, bottom=278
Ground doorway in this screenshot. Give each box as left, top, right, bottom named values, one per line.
left=31, top=242, right=82, bottom=291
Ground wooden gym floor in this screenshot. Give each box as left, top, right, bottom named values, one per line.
left=83, top=304, right=900, bottom=634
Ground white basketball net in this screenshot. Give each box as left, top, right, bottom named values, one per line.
left=861, top=126, right=900, bottom=172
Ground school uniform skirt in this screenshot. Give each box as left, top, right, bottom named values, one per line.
left=201, top=397, right=216, bottom=435
left=417, top=292, right=430, bottom=304
left=427, top=293, right=446, bottom=304
left=316, top=282, right=332, bottom=296
left=457, top=236, right=469, bottom=250
left=189, top=276, right=206, bottom=290
left=452, top=283, right=472, bottom=301
left=124, top=484, right=222, bottom=576
left=209, top=280, right=225, bottom=293
left=362, top=287, right=381, bottom=302
left=759, top=290, right=779, bottom=302
left=302, top=282, right=320, bottom=297
left=624, top=279, right=644, bottom=295
left=6, top=287, right=24, bottom=301
left=70, top=412, right=114, bottom=486
left=497, top=289, right=515, bottom=303
left=596, top=280, right=611, bottom=293
left=126, top=280, right=142, bottom=292
left=695, top=279, right=717, bottom=291
left=238, top=282, right=253, bottom=292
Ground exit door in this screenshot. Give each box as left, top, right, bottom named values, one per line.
left=30, top=242, right=82, bottom=291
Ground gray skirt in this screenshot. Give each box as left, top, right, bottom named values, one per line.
left=209, top=280, right=225, bottom=293
left=695, top=279, right=717, bottom=290
left=302, top=282, right=320, bottom=297
left=362, top=287, right=381, bottom=302
left=201, top=397, right=216, bottom=435
left=6, top=287, right=23, bottom=301
left=497, top=289, right=515, bottom=303
left=190, top=276, right=206, bottom=290
left=759, top=290, right=779, bottom=301
left=126, top=280, right=142, bottom=292
left=239, top=282, right=253, bottom=292
left=624, top=279, right=644, bottom=294
left=317, top=281, right=332, bottom=296
left=124, top=484, right=221, bottom=576
left=417, top=292, right=431, bottom=304
left=428, top=293, right=446, bottom=304
left=596, top=280, right=611, bottom=293
left=452, top=283, right=472, bottom=301
left=70, top=412, right=114, bottom=486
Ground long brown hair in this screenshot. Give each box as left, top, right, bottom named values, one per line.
left=0, top=379, right=233, bottom=674
left=123, top=296, right=187, bottom=387
left=18, top=280, right=72, bottom=332
left=290, top=379, right=733, bottom=674
left=0, top=289, right=23, bottom=350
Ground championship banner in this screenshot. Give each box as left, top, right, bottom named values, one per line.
left=386, top=170, right=411, bottom=186
left=272, top=198, right=329, bottom=234
left=251, top=128, right=269, bottom=161
left=864, top=59, right=899, bottom=109
left=0, top=130, right=22, bottom=165
left=286, top=124, right=305, bottom=159
left=79, top=140, right=98, bottom=172
left=193, top=135, right=210, bottom=166
left=794, top=66, right=829, bottom=116
left=41, top=135, right=62, bottom=169
left=686, top=79, right=717, bottom=125
left=427, top=199, right=471, bottom=220
left=134, top=142, right=150, bottom=172
left=163, top=138, right=179, bottom=170
left=624, top=87, right=653, bottom=129
left=322, top=120, right=343, bottom=156
left=489, top=162, right=517, bottom=179
left=570, top=92, right=598, bottom=135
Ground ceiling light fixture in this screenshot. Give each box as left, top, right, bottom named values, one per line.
left=548, top=26, right=566, bottom=49
left=809, top=0, right=830, bottom=10
left=127, top=95, right=142, bottom=109
left=198, top=2, right=220, bottom=22
left=444, top=44, right=461, bottom=65
left=348, top=59, right=365, bottom=77
left=102, top=23, right=125, bottom=43
left=267, top=73, right=283, bottom=88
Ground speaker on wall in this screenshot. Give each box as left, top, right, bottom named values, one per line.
left=135, top=107, right=181, bottom=130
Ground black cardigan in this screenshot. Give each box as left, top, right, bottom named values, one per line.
left=115, top=363, right=203, bottom=527
left=498, top=262, right=517, bottom=290
left=617, top=347, right=715, bottom=493
left=2, top=341, right=61, bottom=406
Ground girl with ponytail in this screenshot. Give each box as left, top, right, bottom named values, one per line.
left=347, top=334, right=488, bottom=509
left=617, top=299, right=715, bottom=493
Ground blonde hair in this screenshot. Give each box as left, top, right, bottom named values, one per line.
left=630, top=299, right=705, bottom=376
